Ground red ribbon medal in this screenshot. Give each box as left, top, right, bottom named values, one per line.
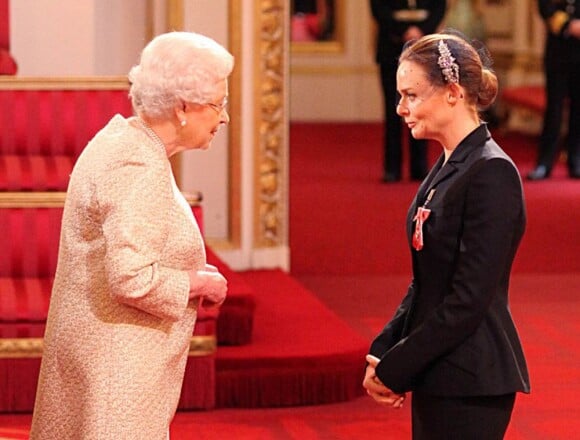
left=412, top=189, right=435, bottom=251
left=412, top=207, right=431, bottom=251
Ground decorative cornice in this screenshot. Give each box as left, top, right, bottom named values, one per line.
left=0, top=336, right=216, bottom=359
left=254, top=0, right=287, bottom=247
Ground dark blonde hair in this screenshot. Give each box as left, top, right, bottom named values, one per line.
left=400, top=30, right=498, bottom=110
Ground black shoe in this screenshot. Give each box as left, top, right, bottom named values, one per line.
left=382, top=172, right=401, bottom=183
left=527, top=165, right=550, bottom=181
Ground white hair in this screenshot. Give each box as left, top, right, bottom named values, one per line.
left=128, top=32, right=234, bottom=119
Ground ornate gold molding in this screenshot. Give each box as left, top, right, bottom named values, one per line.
left=227, top=0, right=243, bottom=248
left=0, top=336, right=216, bottom=359
left=254, top=0, right=287, bottom=247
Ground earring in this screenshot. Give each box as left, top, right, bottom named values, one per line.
left=180, top=120, right=187, bottom=127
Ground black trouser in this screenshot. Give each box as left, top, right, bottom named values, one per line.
left=537, top=61, right=580, bottom=173
left=379, top=61, right=427, bottom=179
left=411, top=392, right=516, bottom=440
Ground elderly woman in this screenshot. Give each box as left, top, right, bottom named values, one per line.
left=363, top=31, right=530, bottom=439
left=30, top=32, right=233, bottom=439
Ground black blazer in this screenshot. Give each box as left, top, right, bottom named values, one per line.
left=370, top=125, right=531, bottom=396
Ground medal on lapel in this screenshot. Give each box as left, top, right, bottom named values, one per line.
left=412, top=189, right=435, bottom=251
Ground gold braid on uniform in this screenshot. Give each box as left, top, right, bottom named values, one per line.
left=548, top=11, right=570, bottom=35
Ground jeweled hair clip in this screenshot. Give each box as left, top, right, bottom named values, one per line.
left=437, top=40, right=460, bottom=84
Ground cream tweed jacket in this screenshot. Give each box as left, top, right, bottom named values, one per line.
left=30, top=115, right=205, bottom=439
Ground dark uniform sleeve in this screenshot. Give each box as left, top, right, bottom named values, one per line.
left=538, top=0, right=572, bottom=36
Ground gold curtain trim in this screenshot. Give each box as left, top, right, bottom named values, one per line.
left=0, top=335, right=216, bottom=359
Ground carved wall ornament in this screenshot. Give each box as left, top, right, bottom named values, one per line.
left=255, top=0, right=287, bottom=247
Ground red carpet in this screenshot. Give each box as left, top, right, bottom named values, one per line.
left=215, top=269, right=367, bottom=408
left=289, top=122, right=580, bottom=275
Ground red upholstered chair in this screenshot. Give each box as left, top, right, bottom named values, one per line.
left=0, top=201, right=61, bottom=339
left=0, top=194, right=62, bottom=411
left=0, top=192, right=218, bottom=411
left=0, top=79, right=134, bottom=191
left=0, top=0, right=17, bottom=75
left=0, top=48, right=17, bottom=75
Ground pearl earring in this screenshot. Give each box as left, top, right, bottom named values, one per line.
left=180, top=120, right=187, bottom=127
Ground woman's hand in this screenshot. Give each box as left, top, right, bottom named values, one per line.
left=188, top=266, right=227, bottom=308
left=204, top=263, right=219, bottom=273
left=363, top=354, right=406, bottom=408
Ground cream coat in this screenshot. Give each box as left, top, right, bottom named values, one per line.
left=30, top=115, right=205, bottom=439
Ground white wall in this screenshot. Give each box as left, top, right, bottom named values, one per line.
left=290, top=0, right=382, bottom=122
left=11, top=0, right=96, bottom=75
left=181, top=0, right=230, bottom=239
left=10, top=0, right=146, bottom=76
left=94, top=0, right=147, bottom=75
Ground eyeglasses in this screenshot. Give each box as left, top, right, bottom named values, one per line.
left=205, top=98, right=229, bottom=114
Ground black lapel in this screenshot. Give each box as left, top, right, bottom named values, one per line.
left=408, top=125, right=490, bottom=245
left=422, top=124, right=491, bottom=200
left=415, top=154, right=444, bottom=207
